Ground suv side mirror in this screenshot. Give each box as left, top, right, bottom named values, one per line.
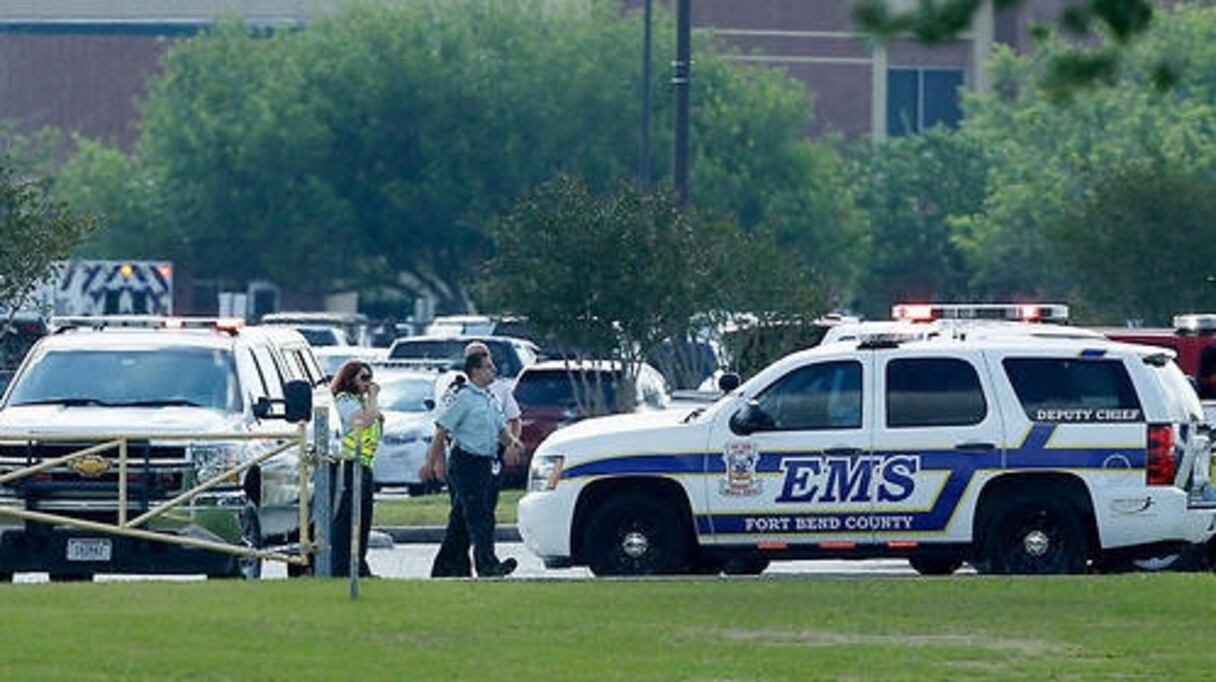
left=718, top=372, right=742, bottom=393
left=729, top=400, right=774, bottom=435
left=283, top=380, right=313, bottom=423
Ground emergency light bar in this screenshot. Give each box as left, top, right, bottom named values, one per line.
left=1173, top=314, right=1216, bottom=333
left=370, top=358, right=458, bottom=372
left=891, top=303, right=1069, bottom=324
left=51, top=316, right=245, bottom=333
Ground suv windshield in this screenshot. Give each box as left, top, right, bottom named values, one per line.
left=8, top=348, right=239, bottom=411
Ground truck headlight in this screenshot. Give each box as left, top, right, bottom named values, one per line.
left=189, top=442, right=244, bottom=485
left=528, top=454, right=564, bottom=492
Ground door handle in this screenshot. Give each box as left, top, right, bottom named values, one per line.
left=824, top=447, right=862, bottom=457
left=955, top=441, right=996, bottom=451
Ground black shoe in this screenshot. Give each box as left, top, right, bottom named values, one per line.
left=480, top=558, right=517, bottom=578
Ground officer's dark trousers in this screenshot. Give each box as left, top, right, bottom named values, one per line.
left=330, top=460, right=375, bottom=577
left=431, top=448, right=500, bottom=577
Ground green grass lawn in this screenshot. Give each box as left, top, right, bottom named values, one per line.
left=2, top=574, right=1214, bottom=680
left=373, top=488, right=524, bottom=526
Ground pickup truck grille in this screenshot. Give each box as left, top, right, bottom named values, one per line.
left=0, top=441, right=190, bottom=501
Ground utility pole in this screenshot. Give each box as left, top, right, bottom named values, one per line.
left=639, top=0, right=653, bottom=187
left=673, top=0, right=691, bottom=204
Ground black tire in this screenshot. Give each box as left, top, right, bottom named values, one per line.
left=980, top=494, right=1089, bottom=575
left=582, top=493, right=691, bottom=576
left=909, top=555, right=964, bottom=576
left=722, top=558, right=770, bottom=576
left=233, top=502, right=263, bottom=580
left=0, top=572, right=13, bottom=582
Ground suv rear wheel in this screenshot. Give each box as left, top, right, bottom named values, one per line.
left=980, top=494, right=1088, bottom=574
left=583, top=493, right=690, bottom=576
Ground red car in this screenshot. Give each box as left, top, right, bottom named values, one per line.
left=511, top=361, right=669, bottom=486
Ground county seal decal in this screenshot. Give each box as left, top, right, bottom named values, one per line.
left=721, top=440, right=762, bottom=496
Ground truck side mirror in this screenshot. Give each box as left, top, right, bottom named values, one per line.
left=718, top=372, right=742, bottom=393
left=729, top=400, right=773, bottom=435
left=283, top=380, right=313, bottom=423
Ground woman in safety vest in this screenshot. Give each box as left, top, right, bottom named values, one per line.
left=331, top=360, right=382, bottom=577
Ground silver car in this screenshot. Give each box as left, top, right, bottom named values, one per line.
left=369, top=369, right=439, bottom=496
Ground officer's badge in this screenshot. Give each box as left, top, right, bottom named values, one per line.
left=720, top=440, right=762, bottom=496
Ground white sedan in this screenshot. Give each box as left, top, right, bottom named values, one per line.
left=369, top=370, right=439, bottom=495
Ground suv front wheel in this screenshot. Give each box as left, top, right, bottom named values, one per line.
left=582, top=493, right=690, bottom=576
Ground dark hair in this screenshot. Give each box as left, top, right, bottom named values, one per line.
left=331, top=361, right=371, bottom=396
left=464, top=351, right=489, bottom=376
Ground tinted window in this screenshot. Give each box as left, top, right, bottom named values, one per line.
left=887, top=358, right=986, bottom=427
left=296, top=327, right=340, bottom=347
left=1003, top=358, right=1142, bottom=422
left=753, top=361, right=862, bottom=431
left=1199, top=348, right=1216, bottom=400
left=9, top=348, right=238, bottom=411
left=514, top=370, right=618, bottom=410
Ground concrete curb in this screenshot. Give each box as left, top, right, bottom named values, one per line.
left=376, top=525, right=521, bottom=544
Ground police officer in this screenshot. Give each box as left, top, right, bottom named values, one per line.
left=422, top=350, right=521, bottom=578
left=429, top=341, right=523, bottom=577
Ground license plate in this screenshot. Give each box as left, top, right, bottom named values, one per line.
left=66, top=538, right=112, bottom=562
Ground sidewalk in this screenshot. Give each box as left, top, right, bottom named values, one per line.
left=375, top=525, right=521, bottom=544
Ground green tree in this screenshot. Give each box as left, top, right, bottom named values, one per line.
left=956, top=4, right=1216, bottom=316
left=849, top=128, right=988, bottom=318
left=1047, top=164, right=1216, bottom=323
left=482, top=175, right=825, bottom=405
left=853, top=0, right=1158, bottom=95
left=0, top=155, right=96, bottom=314
left=56, top=0, right=857, bottom=313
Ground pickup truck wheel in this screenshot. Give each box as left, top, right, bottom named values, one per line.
left=909, top=556, right=964, bottom=576
left=982, top=495, right=1087, bottom=575
left=236, top=502, right=263, bottom=580
left=583, top=493, right=690, bottom=576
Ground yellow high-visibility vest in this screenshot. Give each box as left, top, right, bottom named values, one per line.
left=338, top=393, right=381, bottom=465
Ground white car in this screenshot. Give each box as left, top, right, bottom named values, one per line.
left=369, top=369, right=439, bottom=495
left=519, top=332, right=1216, bottom=576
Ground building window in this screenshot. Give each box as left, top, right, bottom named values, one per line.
left=887, top=67, right=964, bottom=136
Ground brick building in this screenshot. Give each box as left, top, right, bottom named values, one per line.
left=0, top=0, right=1069, bottom=147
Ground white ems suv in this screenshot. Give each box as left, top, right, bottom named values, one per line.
left=0, top=317, right=326, bottom=581
left=518, top=331, right=1216, bottom=576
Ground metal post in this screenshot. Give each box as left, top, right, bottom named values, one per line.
left=640, top=0, right=653, bottom=187
left=350, top=440, right=362, bottom=599
left=673, top=0, right=691, bottom=204
left=312, top=407, right=331, bottom=578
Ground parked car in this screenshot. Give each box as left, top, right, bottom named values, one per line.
left=424, top=315, right=536, bottom=342
left=368, top=368, right=439, bottom=496
left=1098, top=314, right=1216, bottom=399
left=387, top=335, right=538, bottom=381
left=261, top=311, right=369, bottom=347
left=518, top=326, right=1216, bottom=577
left=0, top=316, right=324, bottom=581
left=513, top=361, right=669, bottom=486
left=312, top=346, right=385, bottom=382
